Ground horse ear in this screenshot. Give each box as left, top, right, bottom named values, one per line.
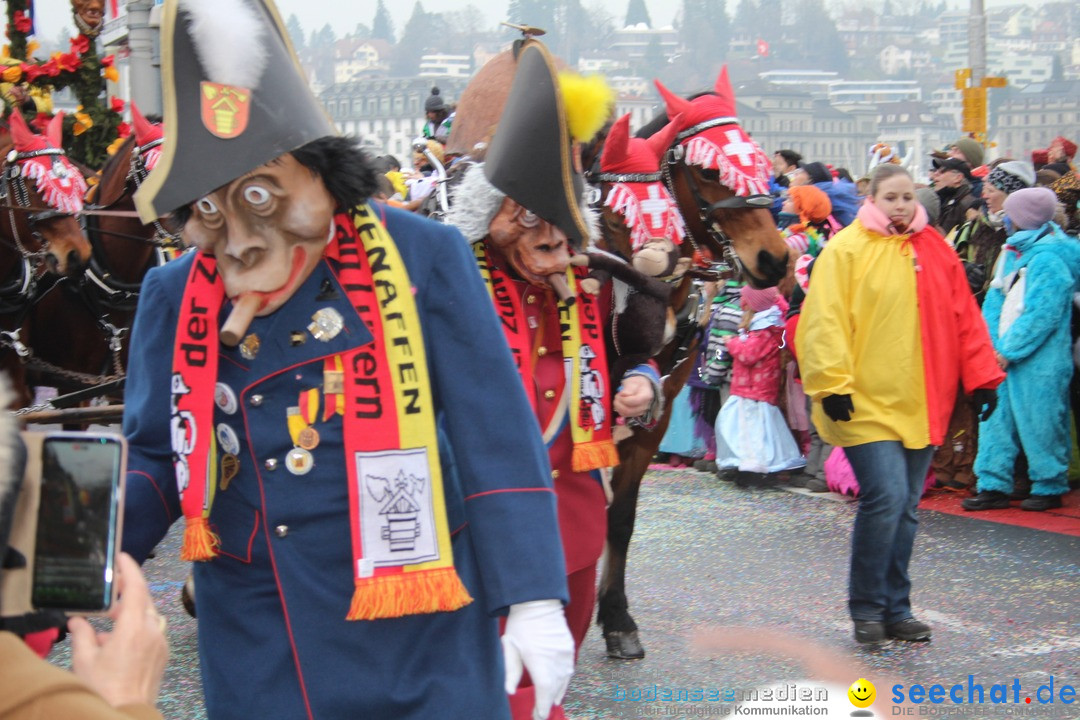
left=7, top=109, right=44, bottom=153
left=645, top=113, right=684, bottom=160
left=46, top=112, right=64, bottom=148
left=130, top=101, right=163, bottom=147
left=654, top=79, right=690, bottom=120
left=712, top=65, right=737, bottom=116
left=600, top=113, right=632, bottom=171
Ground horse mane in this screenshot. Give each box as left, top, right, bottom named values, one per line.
left=91, top=135, right=137, bottom=208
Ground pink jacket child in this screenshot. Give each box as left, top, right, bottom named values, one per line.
left=727, top=287, right=788, bottom=404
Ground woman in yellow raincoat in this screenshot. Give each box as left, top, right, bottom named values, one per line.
left=796, top=164, right=1004, bottom=646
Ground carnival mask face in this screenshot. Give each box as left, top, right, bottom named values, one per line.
left=183, top=154, right=335, bottom=317
left=72, top=0, right=105, bottom=29
left=488, top=197, right=571, bottom=287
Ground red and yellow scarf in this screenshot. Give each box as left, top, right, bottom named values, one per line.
left=172, top=204, right=471, bottom=620
left=473, top=241, right=617, bottom=471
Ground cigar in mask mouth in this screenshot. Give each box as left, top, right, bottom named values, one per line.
left=220, top=293, right=263, bottom=347
left=547, top=272, right=576, bottom=307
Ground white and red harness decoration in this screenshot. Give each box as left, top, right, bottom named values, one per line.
left=681, top=124, right=771, bottom=198
left=603, top=181, right=685, bottom=253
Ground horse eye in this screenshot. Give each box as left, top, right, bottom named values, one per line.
left=520, top=210, right=540, bottom=228
left=244, top=186, right=271, bottom=206
left=196, top=197, right=219, bottom=215
left=701, top=169, right=720, bottom=182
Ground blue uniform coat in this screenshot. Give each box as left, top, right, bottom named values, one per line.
left=122, top=206, right=568, bottom=719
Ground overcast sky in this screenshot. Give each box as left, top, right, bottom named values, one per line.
left=31, top=0, right=1056, bottom=50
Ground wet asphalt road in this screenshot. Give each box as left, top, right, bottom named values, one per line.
left=49, top=466, right=1080, bottom=719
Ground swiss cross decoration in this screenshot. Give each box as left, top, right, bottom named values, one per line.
left=655, top=69, right=772, bottom=198
left=604, top=182, right=686, bottom=252
left=683, top=126, right=772, bottom=198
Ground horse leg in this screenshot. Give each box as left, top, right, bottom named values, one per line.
left=599, top=455, right=649, bottom=659
left=598, top=337, right=702, bottom=659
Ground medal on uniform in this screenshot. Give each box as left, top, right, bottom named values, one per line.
left=239, top=333, right=260, bottom=360
left=285, top=447, right=314, bottom=475
left=297, top=426, right=320, bottom=450
left=290, top=331, right=307, bottom=347
left=220, top=453, right=240, bottom=490
left=287, top=389, right=321, bottom=461
left=308, top=307, right=344, bottom=341
left=323, top=354, right=346, bottom=420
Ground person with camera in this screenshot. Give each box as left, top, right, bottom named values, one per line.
left=0, top=373, right=168, bottom=719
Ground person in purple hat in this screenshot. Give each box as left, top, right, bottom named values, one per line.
left=966, top=188, right=1080, bottom=512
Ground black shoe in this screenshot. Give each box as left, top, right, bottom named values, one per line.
left=786, top=472, right=813, bottom=488
left=1008, top=489, right=1031, bottom=501
left=1020, top=495, right=1063, bottom=511
left=735, top=471, right=768, bottom=488
left=693, top=459, right=718, bottom=473
left=885, top=618, right=931, bottom=641
left=853, top=620, right=887, bottom=645
left=716, top=467, right=737, bottom=483
left=961, top=490, right=1011, bottom=511
left=805, top=476, right=829, bottom=493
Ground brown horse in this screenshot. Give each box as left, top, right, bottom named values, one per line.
left=595, top=69, right=789, bottom=660
left=23, top=118, right=176, bottom=397
left=0, top=111, right=93, bottom=408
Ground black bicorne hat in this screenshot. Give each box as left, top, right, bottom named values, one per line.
left=134, top=0, right=336, bottom=221
left=483, top=39, right=589, bottom=247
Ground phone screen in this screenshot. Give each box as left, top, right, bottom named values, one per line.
left=31, top=435, right=123, bottom=612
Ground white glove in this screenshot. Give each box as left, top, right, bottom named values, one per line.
left=502, top=599, right=575, bottom=720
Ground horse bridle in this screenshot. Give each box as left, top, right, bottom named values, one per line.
left=0, top=148, right=70, bottom=269
left=661, top=118, right=772, bottom=272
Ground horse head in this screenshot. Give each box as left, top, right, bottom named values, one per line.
left=1, top=111, right=91, bottom=277
left=590, top=113, right=690, bottom=282
left=85, top=103, right=176, bottom=288
left=653, top=68, right=789, bottom=288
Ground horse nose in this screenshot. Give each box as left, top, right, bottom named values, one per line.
left=754, top=248, right=789, bottom=288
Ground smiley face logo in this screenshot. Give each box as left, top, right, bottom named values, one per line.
left=848, top=678, right=876, bottom=708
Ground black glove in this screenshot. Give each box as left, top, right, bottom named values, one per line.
left=821, top=394, right=854, bottom=422
left=972, top=388, right=997, bottom=422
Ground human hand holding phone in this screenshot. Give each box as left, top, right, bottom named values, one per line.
left=68, top=553, right=169, bottom=709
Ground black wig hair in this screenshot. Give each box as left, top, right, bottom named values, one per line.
left=171, top=135, right=379, bottom=228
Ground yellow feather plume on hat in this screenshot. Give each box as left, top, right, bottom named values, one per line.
left=558, top=71, right=614, bottom=143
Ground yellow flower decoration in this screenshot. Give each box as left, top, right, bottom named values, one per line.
left=106, top=136, right=126, bottom=156
left=26, top=41, right=39, bottom=56
left=1, top=45, right=9, bottom=59
left=104, top=66, right=119, bottom=83
left=2, top=66, right=22, bottom=83
left=73, top=111, right=94, bottom=136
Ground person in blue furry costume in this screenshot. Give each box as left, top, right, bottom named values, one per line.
left=965, top=188, right=1080, bottom=512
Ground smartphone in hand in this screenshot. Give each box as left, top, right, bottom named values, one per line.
left=31, top=432, right=126, bottom=614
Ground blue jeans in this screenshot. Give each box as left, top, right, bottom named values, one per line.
left=844, top=441, right=934, bottom=624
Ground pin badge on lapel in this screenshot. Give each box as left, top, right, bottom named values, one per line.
left=240, top=333, right=260, bottom=360
left=220, top=453, right=240, bottom=490
left=286, top=447, right=314, bottom=475
left=308, top=308, right=344, bottom=342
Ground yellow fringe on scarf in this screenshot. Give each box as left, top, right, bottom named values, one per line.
left=572, top=440, right=619, bottom=473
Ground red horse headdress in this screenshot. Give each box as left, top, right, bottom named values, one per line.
left=7, top=110, right=87, bottom=215
left=131, top=101, right=165, bottom=172
left=654, top=67, right=771, bottom=198
left=598, top=113, right=685, bottom=252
